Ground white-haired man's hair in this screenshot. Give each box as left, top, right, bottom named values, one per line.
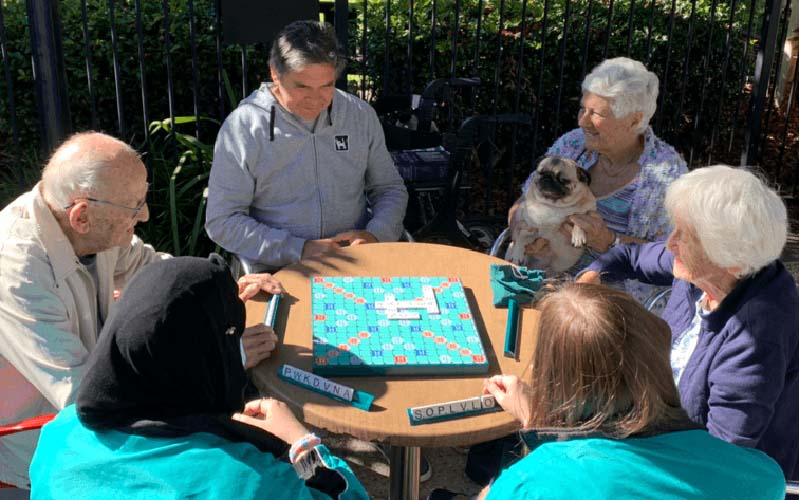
left=41, top=132, right=138, bottom=210
left=664, top=165, right=787, bottom=278
left=582, top=57, right=659, bottom=134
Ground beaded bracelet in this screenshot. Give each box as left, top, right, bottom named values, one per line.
left=289, top=433, right=321, bottom=464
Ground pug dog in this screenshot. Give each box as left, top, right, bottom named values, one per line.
left=505, top=156, right=596, bottom=273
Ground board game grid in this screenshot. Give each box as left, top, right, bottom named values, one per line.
left=311, top=276, right=489, bottom=376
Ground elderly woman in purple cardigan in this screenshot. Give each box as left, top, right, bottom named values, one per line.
left=579, top=165, right=799, bottom=485
left=509, top=57, right=687, bottom=303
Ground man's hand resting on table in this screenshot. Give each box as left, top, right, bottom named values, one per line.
left=302, top=230, right=379, bottom=259
left=332, top=230, right=378, bottom=247
left=237, top=273, right=285, bottom=301
left=241, top=325, right=278, bottom=369
left=302, top=239, right=340, bottom=259
left=232, top=398, right=310, bottom=445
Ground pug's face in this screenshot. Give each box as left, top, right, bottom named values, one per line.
left=530, top=156, right=592, bottom=206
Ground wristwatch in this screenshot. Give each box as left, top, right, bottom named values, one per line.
left=293, top=446, right=324, bottom=480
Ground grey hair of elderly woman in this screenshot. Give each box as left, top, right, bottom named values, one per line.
left=582, top=57, right=659, bottom=134
left=269, top=20, right=347, bottom=78
left=664, top=165, right=787, bottom=278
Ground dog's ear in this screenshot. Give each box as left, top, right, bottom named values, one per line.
left=577, top=165, right=591, bottom=186
left=532, top=154, right=548, bottom=172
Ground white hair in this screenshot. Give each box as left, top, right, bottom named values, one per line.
left=41, top=132, right=139, bottom=209
left=582, top=57, right=659, bottom=133
left=664, top=165, right=787, bottom=278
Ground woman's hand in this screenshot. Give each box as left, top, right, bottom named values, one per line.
left=238, top=273, right=285, bottom=301
left=483, top=375, right=532, bottom=428
left=240, top=325, right=278, bottom=369
left=560, top=211, right=615, bottom=252
left=576, top=270, right=602, bottom=285
left=232, top=398, right=310, bottom=445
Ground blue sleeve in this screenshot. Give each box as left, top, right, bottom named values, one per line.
left=704, top=310, right=792, bottom=449
left=205, top=108, right=306, bottom=268
left=584, top=241, right=676, bottom=287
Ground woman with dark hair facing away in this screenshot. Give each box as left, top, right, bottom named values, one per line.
left=461, top=283, right=784, bottom=499
left=29, top=255, right=368, bottom=500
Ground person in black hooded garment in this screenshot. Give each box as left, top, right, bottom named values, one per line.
left=29, top=255, right=369, bottom=500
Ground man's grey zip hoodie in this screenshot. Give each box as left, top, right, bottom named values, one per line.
left=206, top=83, right=408, bottom=269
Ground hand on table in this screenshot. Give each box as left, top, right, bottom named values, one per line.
left=232, top=398, right=310, bottom=445
left=332, top=230, right=378, bottom=247
left=237, top=273, right=284, bottom=301
left=302, top=239, right=340, bottom=259
left=240, top=325, right=278, bottom=369
left=560, top=211, right=615, bottom=252
left=483, top=374, right=532, bottom=428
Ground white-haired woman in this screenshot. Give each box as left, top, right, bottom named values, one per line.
left=579, top=165, right=799, bottom=485
left=509, top=57, right=687, bottom=302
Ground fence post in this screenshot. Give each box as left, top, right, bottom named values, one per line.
left=334, top=0, right=349, bottom=91
left=742, top=0, right=783, bottom=166
left=26, top=0, right=71, bottom=155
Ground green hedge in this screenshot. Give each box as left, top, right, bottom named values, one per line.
left=0, top=0, right=763, bottom=255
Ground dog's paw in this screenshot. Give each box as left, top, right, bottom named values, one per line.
left=505, top=242, right=522, bottom=264
left=571, top=225, right=588, bottom=248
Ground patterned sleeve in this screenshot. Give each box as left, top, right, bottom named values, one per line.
left=627, top=133, right=688, bottom=241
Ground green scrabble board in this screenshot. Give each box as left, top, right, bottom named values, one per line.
left=311, top=276, right=490, bottom=376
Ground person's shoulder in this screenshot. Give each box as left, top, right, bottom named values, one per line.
left=641, top=128, right=687, bottom=175
left=669, top=430, right=785, bottom=488
left=733, top=262, right=799, bottom=340
left=547, top=128, right=586, bottom=159
left=0, top=191, right=54, bottom=281
left=224, top=86, right=275, bottom=125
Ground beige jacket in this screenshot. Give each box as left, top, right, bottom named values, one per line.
left=0, top=184, right=167, bottom=487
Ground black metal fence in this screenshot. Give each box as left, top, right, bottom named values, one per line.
left=1, top=0, right=797, bottom=204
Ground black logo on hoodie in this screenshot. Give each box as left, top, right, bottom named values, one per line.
left=334, top=135, right=349, bottom=151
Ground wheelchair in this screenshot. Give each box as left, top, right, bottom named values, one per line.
left=376, top=78, right=532, bottom=251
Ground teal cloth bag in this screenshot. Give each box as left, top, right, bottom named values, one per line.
left=489, top=264, right=545, bottom=308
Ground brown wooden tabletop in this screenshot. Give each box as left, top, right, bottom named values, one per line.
left=246, top=242, right=538, bottom=448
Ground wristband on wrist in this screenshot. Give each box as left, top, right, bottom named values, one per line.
left=607, top=231, right=621, bottom=251
left=289, top=433, right=321, bottom=464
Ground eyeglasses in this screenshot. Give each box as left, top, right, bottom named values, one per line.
left=64, top=183, right=149, bottom=218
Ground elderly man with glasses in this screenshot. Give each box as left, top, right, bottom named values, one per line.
left=0, top=132, right=284, bottom=490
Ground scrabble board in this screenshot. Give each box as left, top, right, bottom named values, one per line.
left=311, top=276, right=489, bottom=376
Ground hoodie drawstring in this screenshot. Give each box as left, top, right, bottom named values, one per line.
left=269, top=102, right=332, bottom=141
left=269, top=106, right=276, bottom=142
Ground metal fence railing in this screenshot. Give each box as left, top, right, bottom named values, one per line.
left=1, top=0, right=796, bottom=209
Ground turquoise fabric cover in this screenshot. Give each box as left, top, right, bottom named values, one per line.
left=486, top=429, right=785, bottom=499
left=30, top=405, right=369, bottom=500
left=489, top=264, right=545, bottom=308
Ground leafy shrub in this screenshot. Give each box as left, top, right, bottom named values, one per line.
left=0, top=0, right=773, bottom=253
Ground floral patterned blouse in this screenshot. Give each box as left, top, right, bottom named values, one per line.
left=521, top=126, right=688, bottom=303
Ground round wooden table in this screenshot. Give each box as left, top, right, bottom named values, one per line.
left=246, top=242, right=538, bottom=500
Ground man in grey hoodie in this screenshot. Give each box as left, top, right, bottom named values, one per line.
left=206, top=20, right=409, bottom=272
